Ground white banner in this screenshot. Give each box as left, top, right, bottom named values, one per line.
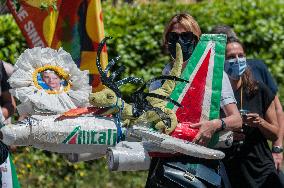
left=0, top=154, right=13, bottom=188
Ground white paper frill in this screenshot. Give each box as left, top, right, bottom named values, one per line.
left=8, top=47, right=92, bottom=115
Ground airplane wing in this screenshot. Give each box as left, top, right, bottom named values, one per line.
left=126, top=126, right=225, bottom=160
left=105, top=126, right=225, bottom=172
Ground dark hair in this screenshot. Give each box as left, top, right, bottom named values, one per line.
left=211, top=25, right=238, bottom=40
left=227, top=37, right=246, bottom=51
left=212, top=25, right=257, bottom=95
left=242, top=67, right=258, bottom=96
left=227, top=39, right=258, bottom=95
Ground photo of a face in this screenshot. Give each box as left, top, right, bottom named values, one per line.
left=37, top=70, right=68, bottom=92
left=42, top=71, right=61, bottom=91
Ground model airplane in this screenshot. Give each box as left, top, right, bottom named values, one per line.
left=0, top=115, right=224, bottom=171
left=0, top=34, right=231, bottom=172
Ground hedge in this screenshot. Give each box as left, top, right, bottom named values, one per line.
left=102, top=0, right=284, bottom=100
left=13, top=148, right=147, bottom=187
left=0, top=14, right=27, bottom=63
left=0, top=0, right=283, bottom=187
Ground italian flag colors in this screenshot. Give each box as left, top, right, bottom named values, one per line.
left=0, top=154, right=20, bottom=188
left=168, top=34, right=226, bottom=147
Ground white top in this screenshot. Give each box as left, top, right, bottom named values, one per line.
left=149, top=63, right=236, bottom=109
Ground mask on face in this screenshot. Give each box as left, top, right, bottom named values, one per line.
left=224, top=57, right=247, bottom=80
left=167, top=32, right=197, bottom=62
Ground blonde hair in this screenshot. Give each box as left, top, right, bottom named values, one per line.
left=163, top=13, right=201, bottom=47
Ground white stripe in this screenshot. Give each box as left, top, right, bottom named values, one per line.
left=200, top=42, right=215, bottom=121
left=173, top=43, right=213, bottom=113
left=1, top=155, right=13, bottom=188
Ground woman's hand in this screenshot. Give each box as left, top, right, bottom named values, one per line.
left=244, top=101, right=279, bottom=141
left=243, top=113, right=265, bottom=127
left=272, top=152, right=283, bottom=171
left=191, top=119, right=220, bottom=146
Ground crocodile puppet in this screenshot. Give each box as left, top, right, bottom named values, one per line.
left=87, top=40, right=185, bottom=134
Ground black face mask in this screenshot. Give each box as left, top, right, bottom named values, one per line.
left=167, top=32, right=198, bottom=62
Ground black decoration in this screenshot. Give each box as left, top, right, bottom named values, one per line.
left=96, top=37, right=143, bottom=98
left=96, top=37, right=189, bottom=129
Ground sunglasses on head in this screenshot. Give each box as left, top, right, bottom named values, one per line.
left=167, top=31, right=198, bottom=44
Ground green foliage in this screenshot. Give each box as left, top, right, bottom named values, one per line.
left=13, top=147, right=147, bottom=188
left=188, top=0, right=284, bottom=102
left=1, top=0, right=283, bottom=98
left=102, top=0, right=284, bottom=102
left=0, top=0, right=283, bottom=187
left=0, top=15, right=27, bottom=64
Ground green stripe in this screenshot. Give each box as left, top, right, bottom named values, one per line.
left=112, top=130, right=117, bottom=146
left=9, top=153, right=21, bottom=188
left=167, top=35, right=209, bottom=109
left=107, top=129, right=111, bottom=145
left=62, top=126, right=81, bottom=144
left=83, top=130, right=86, bottom=144
left=209, top=35, right=226, bottom=120
left=78, top=130, right=82, bottom=144
left=208, top=35, right=226, bottom=147
left=86, top=131, right=90, bottom=144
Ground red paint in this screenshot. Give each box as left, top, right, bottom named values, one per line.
left=93, top=42, right=107, bottom=52
left=68, top=134, right=78, bottom=144
left=172, top=49, right=212, bottom=141
left=92, top=74, right=101, bottom=88
left=176, top=48, right=212, bottom=123
left=170, top=122, right=199, bottom=141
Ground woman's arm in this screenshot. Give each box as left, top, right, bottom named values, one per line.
left=221, top=103, right=243, bottom=130
left=259, top=100, right=279, bottom=141
left=245, top=101, right=279, bottom=141
left=1, top=90, right=16, bottom=119
left=272, top=96, right=284, bottom=170
left=191, top=103, right=242, bottom=146
left=273, top=96, right=284, bottom=144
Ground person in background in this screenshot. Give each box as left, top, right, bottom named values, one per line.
left=221, top=36, right=281, bottom=187
left=0, top=60, right=16, bottom=124
left=0, top=60, right=16, bottom=183
left=146, top=13, right=242, bottom=188
left=1, top=61, right=15, bottom=125
left=211, top=25, right=284, bottom=173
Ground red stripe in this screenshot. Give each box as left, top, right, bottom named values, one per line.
left=69, top=134, right=78, bottom=144
left=176, top=48, right=212, bottom=123
left=93, top=42, right=107, bottom=52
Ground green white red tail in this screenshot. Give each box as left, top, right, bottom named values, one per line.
left=168, top=34, right=226, bottom=147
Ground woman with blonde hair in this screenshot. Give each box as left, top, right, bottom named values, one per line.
left=146, top=13, right=242, bottom=188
